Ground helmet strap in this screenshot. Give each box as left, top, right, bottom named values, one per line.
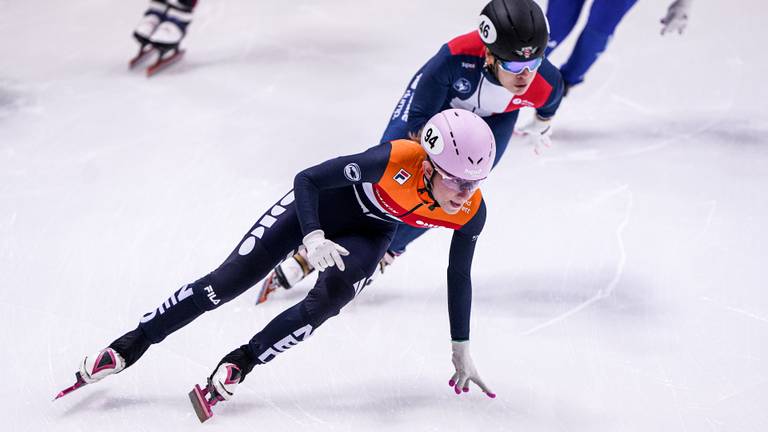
left=419, top=171, right=441, bottom=211
left=484, top=60, right=499, bottom=81
left=483, top=49, right=501, bottom=81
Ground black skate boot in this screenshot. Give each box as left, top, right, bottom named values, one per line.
left=188, top=347, right=254, bottom=422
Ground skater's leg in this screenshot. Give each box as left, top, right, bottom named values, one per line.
left=545, top=0, right=587, bottom=55
left=388, top=223, right=429, bottom=255
left=110, top=191, right=303, bottom=367
left=211, top=226, right=396, bottom=387
left=559, top=0, right=638, bottom=85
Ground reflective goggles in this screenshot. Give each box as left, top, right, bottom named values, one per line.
left=430, top=161, right=484, bottom=194
left=497, top=56, right=543, bottom=74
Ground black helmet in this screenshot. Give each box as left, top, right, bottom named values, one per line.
left=478, top=0, right=549, bottom=61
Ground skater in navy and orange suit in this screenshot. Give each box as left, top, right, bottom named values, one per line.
left=58, top=109, right=499, bottom=421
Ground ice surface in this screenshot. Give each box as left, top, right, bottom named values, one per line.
left=1, top=1, right=766, bottom=431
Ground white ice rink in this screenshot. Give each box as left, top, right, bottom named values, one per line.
left=1, top=0, right=767, bottom=431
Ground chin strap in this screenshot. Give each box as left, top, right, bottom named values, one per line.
left=483, top=56, right=501, bottom=82
left=418, top=173, right=441, bottom=211
left=483, top=63, right=497, bottom=81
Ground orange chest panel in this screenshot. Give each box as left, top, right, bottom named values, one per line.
left=370, top=140, right=483, bottom=230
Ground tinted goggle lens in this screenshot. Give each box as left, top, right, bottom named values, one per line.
left=445, top=177, right=482, bottom=193
left=432, top=163, right=483, bottom=193
left=498, top=57, right=542, bottom=74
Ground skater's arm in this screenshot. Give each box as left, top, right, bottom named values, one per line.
left=483, top=111, right=519, bottom=166
left=446, top=201, right=486, bottom=341
left=293, top=143, right=391, bottom=234
left=535, top=60, right=565, bottom=120
left=385, top=45, right=455, bottom=141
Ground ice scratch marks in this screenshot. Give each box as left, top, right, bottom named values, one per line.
left=610, top=94, right=656, bottom=116
left=700, top=297, right=768, bottom=324
left=588, top=184, right=630, bottom=206
left=716, top=379, right=768, bottom=402
left=523, top=187, right=634, bottom=336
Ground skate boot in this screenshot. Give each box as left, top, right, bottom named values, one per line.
left=54, top=347, right=127, bottom=400
left=133, top=0, right=167, bottom=45
left=256, top=246, right=313, bottom=304
left=189, top=363, right=242, bottom=423
left=80, top=347, right=127, bottom=384
left=132, top=0, right=195, bottom=75
left=130, top=0, right=168, bottom=67
left=148, top=0, right=194, bottom=64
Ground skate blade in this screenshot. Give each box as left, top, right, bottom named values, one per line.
left=146, top=49, right=185, bottom=77
left=53, top=372, right=87, bottom=401
left=129, top=46, right=156, bottom=69
left=256, top=278, right=276, bottom=305
left=189, top=384, right=214, bottom=423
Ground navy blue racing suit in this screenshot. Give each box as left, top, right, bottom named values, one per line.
left=110, top=141, right=486, bottom=379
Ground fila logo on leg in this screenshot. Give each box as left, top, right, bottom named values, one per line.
left=203, top=286, right=220, bottom=305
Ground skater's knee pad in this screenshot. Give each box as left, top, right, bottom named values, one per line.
left=302, top=273, right=356, bottom=327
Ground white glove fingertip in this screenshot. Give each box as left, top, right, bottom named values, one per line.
left=318, top=256, right=330, bottom=271
left=333, top=253, right=346, bottom=271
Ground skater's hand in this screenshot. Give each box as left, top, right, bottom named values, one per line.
left=660, top=0, right=691, bottom=35
left=448, top=341, right=495, bottom=398
left=303, top=230, right=349, bottom=272
left=516, top=115, right=553, bottom=155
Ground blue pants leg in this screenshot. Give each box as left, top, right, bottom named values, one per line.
left=545, top=0, right=587, bottom=56
left=137, top=190, right=302, bottom=345
left=126, top=187, right=396, bottom=374
left=559, top=0, right=638, bottom=85
left=244, top=228, right=395, bottom=367
left=388, top=223, right=430, bottom=255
